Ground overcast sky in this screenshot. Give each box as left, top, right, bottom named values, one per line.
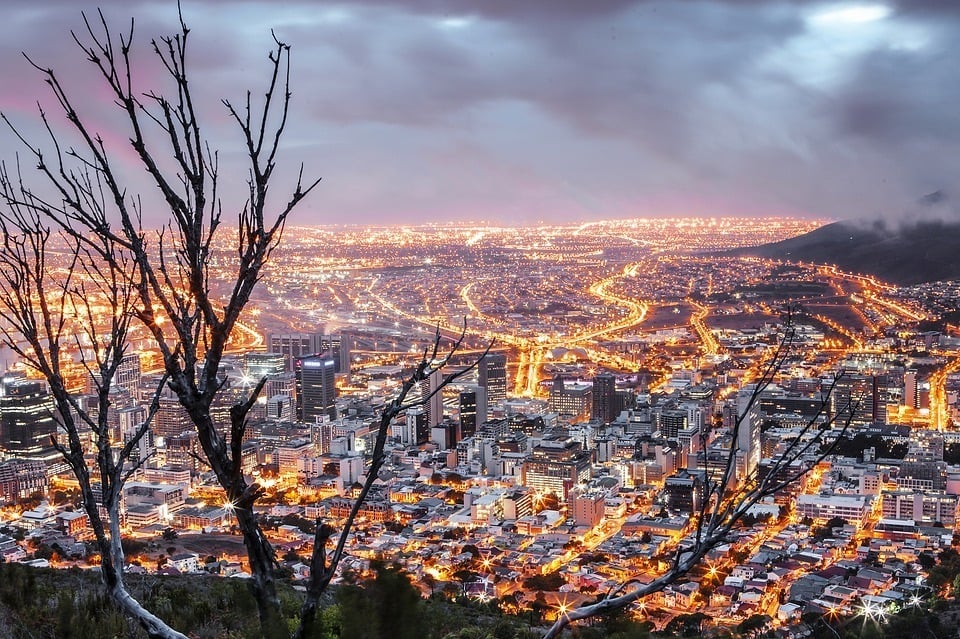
left=1, top=0, right=958, bottom=226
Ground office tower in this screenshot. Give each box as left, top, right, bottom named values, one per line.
left=658, top=408, right=688, bottom=441
left=459, top=385, right=487, bottom=439
left=591, top=373, right=617, bottom=423
left=268, top=333, right=324, bottom=372
left=904, top=369, right=918, bottom=409
left=420, top=368, right=444, bottom=428
left=115, top=353, right=142, bottom=395
left=406, top=406, right=430, bottom=445
left=336, top=330, right=354, bottom=374
left=478, top=353, right=507, bottom=405
left=431, top=420, right=459, bottom=450
left=832, top=373, right=882, bottom=426
left=0, top=458, right=48, bottom=503
left=0, top=377, right=59, bottom=461
left=520, top=436, right=592, bottom=500
left=153, top=392, right=192, bottom=440
left=735, top=385, right=762, bottom=478
left=296, top=354, right=338, bottom=422
left=266, top=395, right=294, bottom=421
left=244, top=351, right=286, bottom=379
left=265, top=372, right=296, bottom=401
left=549, top=375, right=593, bottom=420
left=663, top=469, right=706, bottom=515
left=872, top=374, right=890, bottom=425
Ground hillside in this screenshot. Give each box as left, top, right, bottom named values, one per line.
left=735, top=219, right=960, bottom=285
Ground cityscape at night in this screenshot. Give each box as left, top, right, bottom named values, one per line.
left=1, top=1, right=960, bottom=638
left=3, top=214, right=960, bottom=637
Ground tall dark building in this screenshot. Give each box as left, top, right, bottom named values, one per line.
left=335, top=330, right=354, bottom=374
left=659, top=409, right=688, bottom=441
left=478, top=353, right=507, bottom=405
left=295, top=354, right=337, bottom=422
left=0, top=378, right=59, bottom=461
left=833, top=372, right=888, bottom=426
left=591, top=373, right=617, bottom=423
left=459, top=386, right=487, bottom=439
left=406, top=406, right=430, bottom=445
left=664, top=469, right=706, bottom=515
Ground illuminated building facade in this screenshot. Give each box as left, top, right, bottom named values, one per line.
left=295, top=354, right=338, bottom=422
left=478, top=353, right=507, bottom=405
left=0, top=377, right=59, bottom=463
left=521, top=436, right=592, bottom=500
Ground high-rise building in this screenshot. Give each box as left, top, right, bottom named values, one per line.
left=904, top=369, right=919, bottom=409
left=0, top=377, right=59, bottom=461
left=459, top=385, right=487, bottom=439
left=298, top=357, right=337, bottom=423
left=115, top=353, right=142, bottom=395
left=478, top=353, right=507, bottom=405
left=664, top=469, right=706, bottom=515
left=269, top=333, right=324, bottom=372
left=405, top=406, right=430, bottom=445
left=658, top=409, right=688, bottom=441
left=549, top=375, right=592, bottom=420
left=520, top=436, right=593, bottom=500
left=832, top=373, right=885, bottom=426
left=420, top=368, right=444, bottom=428
left=153, top=392, right=192, bottom=440
left=336, top=330, right=354, bottom=375
left=592, top=373, right=617, bottom=424
left=244, top=352, right=286, bottom=379
left=0, top=458, right=48, bottom=504
left=735, top=385, right=762, bottom=479
left=295, top=354, right=338, bottom=422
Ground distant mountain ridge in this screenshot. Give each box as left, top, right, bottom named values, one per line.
left=734, top=218, right=960, bottom=285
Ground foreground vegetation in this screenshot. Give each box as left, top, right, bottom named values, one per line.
left=4, top=559, right=959, bottom=639
left=0, top=561, right=553, bottom=639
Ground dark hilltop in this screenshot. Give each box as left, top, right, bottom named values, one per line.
left=733, top=193, right=960, bottom=285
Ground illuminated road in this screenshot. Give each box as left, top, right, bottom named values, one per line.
left=688, top=299, right=721, bottom=356
left=930, top=355, right=960, bottom=431
left=369, top=263, right=653, bottom=398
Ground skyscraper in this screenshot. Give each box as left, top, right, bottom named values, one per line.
left=422, top=368, right=444, bottom=428
left=904, top=369, right=918, bottom=409
left=115, top=353, right=142, bottom=395
left=459, top=385, right=487, bottom=439
left=478, top=353, right=507, bottom=405
left=0, top=377, right=59, bottom=462
left=406, top=406, right=430, bottom=445
left=549, top=375, right=592, bottom=420
left=295, top=354, right=338, bottom=422
left=591, top=373, right=617, bottom=423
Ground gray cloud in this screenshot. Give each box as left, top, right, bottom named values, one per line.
left=0, top=0, right=958, bottom=225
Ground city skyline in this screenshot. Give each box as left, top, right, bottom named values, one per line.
left=2, top=0, right=959, bottom=226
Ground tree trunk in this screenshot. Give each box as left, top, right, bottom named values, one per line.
left=235, top=505, right=287, bottom=639
left=103, top=504, right=190, bottom=639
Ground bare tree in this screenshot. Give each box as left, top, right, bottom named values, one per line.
left=0, top=195, right=185, bottom=639
left=1, top=8, right=490, bottom=638
left=0, top=7, right=315, bottom=638
left=541, top=321, right=855, bottom=639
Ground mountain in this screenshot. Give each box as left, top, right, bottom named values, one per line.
left=734, top=218, right=960, bottom=285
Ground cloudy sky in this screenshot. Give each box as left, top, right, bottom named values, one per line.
left=1, top=0, right=958, bottom=226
